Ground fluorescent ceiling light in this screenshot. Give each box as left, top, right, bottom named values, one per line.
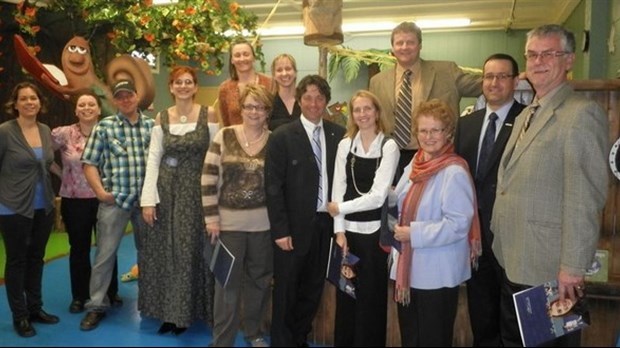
left=258, top=18, right=471, bottom=37
left=416, top=18, right=471, bottom=29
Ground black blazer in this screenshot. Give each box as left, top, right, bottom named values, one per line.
left=265, top=118, right=345, bottom=254
left=454, top=101, right=525, bottom=246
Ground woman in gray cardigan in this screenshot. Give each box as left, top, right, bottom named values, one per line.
left=0, top=82, right=59, bottom=338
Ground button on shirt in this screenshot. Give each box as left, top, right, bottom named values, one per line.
left=81, top=113, right=154, bottom=210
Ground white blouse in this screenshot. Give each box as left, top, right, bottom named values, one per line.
left=331, top=132, right=400, bottom=234
left=140, top=122, right=219, bottom=207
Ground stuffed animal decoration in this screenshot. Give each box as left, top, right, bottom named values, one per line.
left=14, top=34, right=155, bottom=114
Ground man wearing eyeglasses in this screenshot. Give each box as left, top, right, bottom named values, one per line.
left=491, top=25, right=608, bottom=347
left=454, top=53, right=525, bottom=347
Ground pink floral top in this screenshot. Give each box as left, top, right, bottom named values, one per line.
left=51, top=123, right=96, bottom=199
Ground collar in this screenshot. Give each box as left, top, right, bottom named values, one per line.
left=485, top=100, right=516, bottom=124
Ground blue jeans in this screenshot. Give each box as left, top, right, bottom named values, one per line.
left=85, top=203, right=142, bottom=311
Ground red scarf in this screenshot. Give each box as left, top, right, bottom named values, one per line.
left=394, top=143, right=481, bottom=305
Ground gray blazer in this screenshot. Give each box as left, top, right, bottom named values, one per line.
left=491, top=83, right=609, bottom=286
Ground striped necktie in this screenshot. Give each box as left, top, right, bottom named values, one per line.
left=312, top=126, right=323, bottom=209
left=394, top=69, right=413, bottom=149
left=516, top=101, right=539, bottom=147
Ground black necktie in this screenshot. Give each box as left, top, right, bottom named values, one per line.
left=476, top=112, right=498, bottom=180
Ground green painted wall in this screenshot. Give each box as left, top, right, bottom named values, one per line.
left=149, top=1, right=620, bottom=114
left=151, top=29, right=528, bottom=115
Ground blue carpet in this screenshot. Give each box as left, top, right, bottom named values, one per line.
left=0, top=234, right=258, bottom=347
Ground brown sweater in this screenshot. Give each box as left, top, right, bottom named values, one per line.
left=217, top=74, right=272, bottom=126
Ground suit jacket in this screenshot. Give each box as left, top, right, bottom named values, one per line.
left=265, top=118, right=345, bottom=255
left=369, top=59, right=481, bottom=148
left=454, top=101, right=525, bottom=250
left=491, top=83, right=608, bottom=286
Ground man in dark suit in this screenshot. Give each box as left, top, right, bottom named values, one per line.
left=454, top=53, right=525, bottom=347
left=370, top=21, right=482, bottom=183
left=265, top=75, right=345, bottom=347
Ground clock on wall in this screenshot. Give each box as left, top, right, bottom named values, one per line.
left=609, top=137, right=620, bottom=180
left=582, top=30, right=590, bottom=53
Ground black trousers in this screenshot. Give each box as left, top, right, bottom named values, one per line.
left=0, top=209, right=54, bottom=320
left=334, top=229, right=388, bottom=347
left=499, top=270, right=581, bottom=347
left=270, top=213, right=332, bottom=347
left=466, top=242, right=503, bottom=346
left=397, top=285, right=459, bottom=347
left=61, top=197, right=118, bottom=302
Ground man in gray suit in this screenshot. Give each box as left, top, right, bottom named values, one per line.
left=369, top=21, right=481, bottom=182
left=491, top=25, right=608, bottom=347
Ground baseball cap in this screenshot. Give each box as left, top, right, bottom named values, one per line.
left=112, top=80, right=137, bottom=97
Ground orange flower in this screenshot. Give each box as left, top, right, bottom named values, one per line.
left=30, top=25, right=40, bottom=33
left=175, top=34, right=184, bottom=45
left=184, top=6, right=196, bottom=15
left=25, top=6, right=36, bottom=17
left=208, top=0, right=220, bottom=10
left=143, top=0, right=153, bottom=6
left=27, top=45, right=41, bottom=55
left=229, top=2, right=238, bottom=14
left=144, top=33, right=155, bottom=42
left=140, top=16, right=150, bottom=26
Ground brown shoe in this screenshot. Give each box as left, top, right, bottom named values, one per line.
left=13, top=319, right=36, bottom=337
left=80, top=311, right=106, bottom=331
left=29, top=310, right=59, bottom=324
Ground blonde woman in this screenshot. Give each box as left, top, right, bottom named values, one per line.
left=327, top=90, right=399, bottom=346
left=202, top=84, right=273, bottom=347
left=269, top=53, right=300, bottom=130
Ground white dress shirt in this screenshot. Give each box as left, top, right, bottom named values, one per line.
left=331, top=133, right=399, bottom=234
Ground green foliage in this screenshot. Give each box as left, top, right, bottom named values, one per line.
left=327, top=46, right=396, bottom=82
left=13, top=0, right=262, bottom=75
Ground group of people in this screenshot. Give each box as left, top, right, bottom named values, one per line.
left=0, top=21, right=608, bottom=348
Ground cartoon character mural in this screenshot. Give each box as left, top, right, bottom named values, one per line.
left=14, top=34, right=155, bottom=116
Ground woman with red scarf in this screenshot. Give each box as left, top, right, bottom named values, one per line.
left=389, top=99, right=481, bottom=347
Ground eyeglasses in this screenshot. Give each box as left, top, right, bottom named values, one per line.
left=524, top=50, right=569, bottom=61
left=352, top=106, right=375, bottom=114
left=173, top=79, right=195, bottom=86
left=242, top=104, right=267, bottom=112
left=483, top=73, right=514, bottom=81
left=417, top=128, right=445, bottom=137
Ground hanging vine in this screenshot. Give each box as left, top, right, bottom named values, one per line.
left=326, top=45, right=396, bottom=82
